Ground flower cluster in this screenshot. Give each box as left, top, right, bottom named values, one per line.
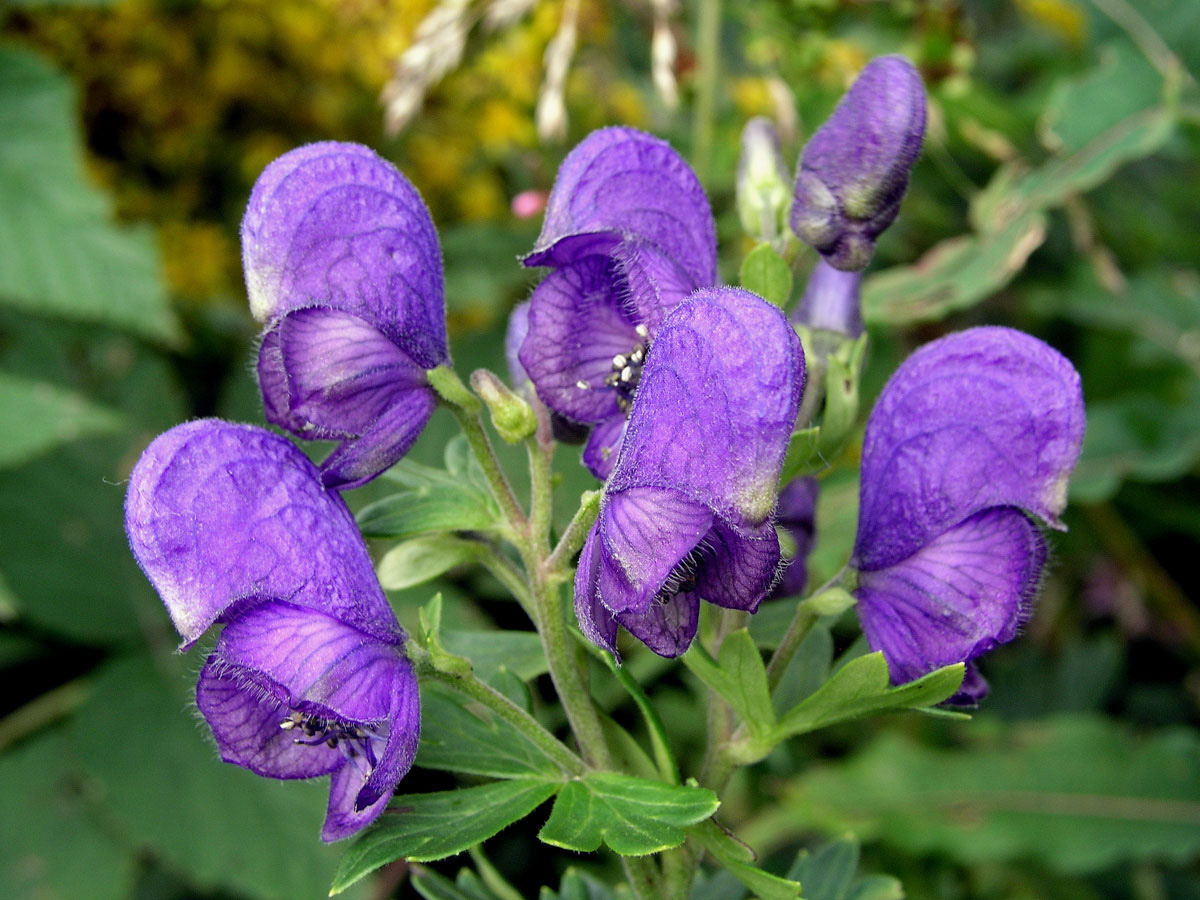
left=125, top=53, right=1086, bottom=846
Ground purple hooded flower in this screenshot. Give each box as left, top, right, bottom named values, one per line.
left=125, top=420, right=420, bottom=841
left=852, top=327, right=1085, bottom=703
left=242, top=142, right=448, bottom=490
left=518, top=127, right=717, bottom=478
left=791, top=56, right=926, bottom=272
left=575, top=288, right=805, bottom=657
left=792, top=258, right=863, bottom=338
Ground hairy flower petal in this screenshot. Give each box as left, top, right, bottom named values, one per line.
left=525, top=127, right=716, bottom=287
left=242, top=141, right=446, bottom=368
left=854, top=327, right=1084, bottom=572
left=126, top=421, right=396, bottom=646
left=856, top=507, right=1045, bottom=701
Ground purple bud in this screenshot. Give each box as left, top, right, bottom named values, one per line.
left=575, top=288, right=805, bottom=658
left=125, top=420, right=420, bottom=840
left=242, top=142, right=448, bottom=489
left=851, top=327, right=1085, bottom=703
left=790, top=56, right=926, bottom=272
left=792, top=258, right=864, bottom=338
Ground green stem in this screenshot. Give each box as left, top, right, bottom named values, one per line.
left=764, top=570, right=847, bottom=691
left=420, top=664, right=585, bottom=777
left=691, top=0, right=721, bottom=181
left=526, top=401, right=556, bottom=553
left=546, top=489, right=601, bottom=575
left=447, top=403, right=527, bottom=531
left=0, top=678, right=90, bottom=752
left=477, top=544, right=536, bottom=620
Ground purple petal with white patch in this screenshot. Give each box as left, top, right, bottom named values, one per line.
left=851, top=326, right=1084, bottom=702
left=574, top=288, right=805, bottom=657
left=126, top=420, right=419, bottom=839
left=242, top=142, right=448, bottom=487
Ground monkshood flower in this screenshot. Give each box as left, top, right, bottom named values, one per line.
left=125, top=420, right=420, bottom=841
left=519, top=126, right=717, bottom=478
left=771, top=476, right=819, bottom=599
left=242, top=141, right=448, bottom=490
left=575, top=288, right=805, bottom=657
left=852, top=327, right=1085, bottom=704
left=791, top=55, right=926, bottom=272
left=792, top=258, right=863, bottom=339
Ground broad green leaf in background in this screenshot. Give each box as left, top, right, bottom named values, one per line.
left=0, top=371, right=122, bottom=468
left=0, top=46, right=179, bottom=343
left=864, top=37, right=1175, bottom=326
left=415, top=681, right=564, bottom=780
left=357, top=463, right=501, bottom=538
left=0, top=728, right=134, bottom=900
left=332, top=780, right=559, bottom=892
left=538, top=772, right=719, bottom=855
left=740, top=243, right=793, bottom=309
left=70, top=655, right=351, bottom=900
left=376, top=534, right=484, bottom=590
left=787, top=837, right=902, bottom=900
left=439, top=629, right=548, bottom=682
left=770, top=715, right=1200, bottom=873
left=775, top=653, right=964, bottom=738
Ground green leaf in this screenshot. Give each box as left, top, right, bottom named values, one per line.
left=683, top=630, right=775, bottom=741
left=71, top=655, right=347, bottom=900
left=538, top=867, right=617, bottom=900
left=786, top=838, right=858, bottom=900
left=0, top=372, right=122, bottom=468
left=356, top=483, right=501, bottom=539
left=775, top=652, right=964, bottom=738
left=780, top=426, right=826, bottom=482
left=786, top=838, right=903, bottom=900
left=740, top=243, right=794, bottom=309
left=415, top=682, right=565, bottom=780
left=333, top=780, right=558, bottom=891
left=772, top=623, right=834, bottom=716
left=440, top=629, right=548, bottom=682
left=376, top=535, right=483, bottom=590
left=690, top=820, right=802, bottom=900
left=783, top=715, right=1200, bottom=873
left=0, top=727, right=134, bottom=900
left=412, top=867, right=502, bottom=900
left=538, top=773, right=719, bottom=855
left=861, top=210, right=1048, bottom=325
left=0, top=47, right=178, bottom=342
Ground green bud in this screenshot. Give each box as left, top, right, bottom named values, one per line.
left=470, top=368, right=537, bottom=443
left=736, top=117, right=792, bottom=243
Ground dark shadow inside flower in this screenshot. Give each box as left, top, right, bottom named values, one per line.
left=577, top=486, right=781, bottom=659
left=258, top=306, right=438, bottom=490
left=196, top=599, right=419, bottom=841
left=855, top=505, right=1046, bottom=705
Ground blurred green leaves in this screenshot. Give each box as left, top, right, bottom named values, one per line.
left=0, top=46, right=179, bottom=344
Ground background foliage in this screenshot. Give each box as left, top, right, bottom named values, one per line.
left=1, top=0, right=1198, bottom=898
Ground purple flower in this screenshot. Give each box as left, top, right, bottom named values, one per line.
left=792, top=258, right=863, bottom=338
left=771, top=476, right=819, bottom=599
left=125, top=420, right=420, bottom=841
left=518, top=127, right=717, bottom=478
left=851, top=327, right=1085, bottom=703
left=575, top=288, right=805, bottom=657
left=791, top=56, right=926, bottom=272
left=242, top=142, right=448, bottom=490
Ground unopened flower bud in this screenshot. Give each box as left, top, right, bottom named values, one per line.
left=736, top=117, right=791, bottom=242
left=471, top=368, right=537, bottom=443
left=793, top=258, right=863, bottom=338
left=790, top=55, right=926, bottom=272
